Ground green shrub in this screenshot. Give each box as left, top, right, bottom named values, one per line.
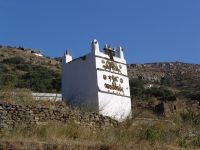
left=0, top=74, right=18, bottom=87
left=3, top=57, right=25, bottom=64
left=143, top=87, right=173, bottom=98
left=129, top=79, right=145, bottom=96
left=16, top=64, right=32, bottom=72
left=0, top=64, right=9, bottom=72
left=144, top=128, right=162, bottom=142
left=192, top=136, right=200, bottom=147
left=181, top=111, right=200, bottom=126
left=138, top=127, right=163, bottom=142
left=159, top=95, right=177, bottom=101
left=177, top=136, right=188, bottom=147
left=161, top=75, right=174, bottom=86
left=21, top=66, right=61, bottom=92
left=0, top=58, right=61, bottom=92
left=52, top=78, right=61, bottom=92
left=177, top=135, right=200, bottom=148
left=188, top=92, right=200, bottom=101
left=129, top=79, right=174, bottom=99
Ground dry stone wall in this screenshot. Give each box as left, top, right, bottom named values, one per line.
left=154, top=99, right=200, bottom=117
left=0, top=102, right=118, bottom=130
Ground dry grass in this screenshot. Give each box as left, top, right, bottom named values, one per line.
left=0, top=87, right=68, bottom=109
left=0, top=118, right=199, bottom=149
left=0, top=89, right=200, bottom=149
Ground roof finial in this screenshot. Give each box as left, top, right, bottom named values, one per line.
left=91, top=39, right=100, bottom=53
left=65, top=50, right=72, bottom=56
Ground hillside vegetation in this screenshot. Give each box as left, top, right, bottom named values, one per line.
left=0, top=46, right=61, bottom=92
left=128, top=62, right=200, bottom=104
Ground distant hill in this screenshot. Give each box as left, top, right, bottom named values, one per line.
left=0, top=46, right=61, bottom=92
left=128, top=62, right=200, bottom=90
left=128, top=62, right=200, bottom=102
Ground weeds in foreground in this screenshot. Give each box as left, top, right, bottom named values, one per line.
left=0, top=119, right=199, bottom=149
left=181, top=111, right=200, bottom=126
left=143, top=127, right=162, bottom=142
left=177, top=135, right=200, bottom=148
left=0, top=88, right=199, bottom=149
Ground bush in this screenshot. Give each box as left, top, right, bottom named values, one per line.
left=0, top=64, right=9, bottom=73
left=193, top=136, right=200, bottom=147
left=129, top=79, right=145, bottom=96
left=143, top=87, right=173, bottom=98
left=0, top=58, right=61, bottom=92
left=21, top=66, right=61, bottom=92
left=0, top=64, right=61, bottom=93
left=139, top=127, right=163, bottom=142
left=181, top=111, right=200, bottom=126
left=3, top=57, right=25, bottom=64
left=177, top=135, right=200, bottom=148
left=177, top=136, right=188, bottom=147
left=16, top=64, right=32, bottom=72
left=129, top=79, right=174, bottom=99
left=159, top=95, right=177, bottom=101
left=161, top=75, right=174, bottom=86
left=52, top=78, right=61, bottom=92
left=0, top=74, right=18, bottom=87
left=187, top=92, right=200, bottom=101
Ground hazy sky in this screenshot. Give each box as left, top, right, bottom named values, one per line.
left=0, top=0, right=200, bottom=64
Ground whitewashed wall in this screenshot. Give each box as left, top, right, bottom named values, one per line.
left=62, top=40, right=132, bottom=121
left=95, top=54, right=131, bottom=121
left=62, top=53, right=99, bottom=111
left=98, top=92, right=131, bottom=120
left=32, top=93, right=62, bottom=101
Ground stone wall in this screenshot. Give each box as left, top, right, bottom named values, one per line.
left=154, top=99, right=200, bottom=117
left=0, top=102, right=118, bottom=130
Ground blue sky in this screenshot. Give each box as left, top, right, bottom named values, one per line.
left=0, top=0, right=200, bottom=64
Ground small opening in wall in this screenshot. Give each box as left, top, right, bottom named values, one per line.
left=174, top=105, right=177, bottom=110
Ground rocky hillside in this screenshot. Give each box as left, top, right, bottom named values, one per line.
left=128, top=62, right=200, bottom=103
left=128, top=62, right=200, bottom=90
left=0, top=46, right=60, bottom=67
left=128, top=62, right=200, bottom=81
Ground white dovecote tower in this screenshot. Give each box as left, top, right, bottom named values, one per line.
left=62, top=39, right=131, bottom=121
